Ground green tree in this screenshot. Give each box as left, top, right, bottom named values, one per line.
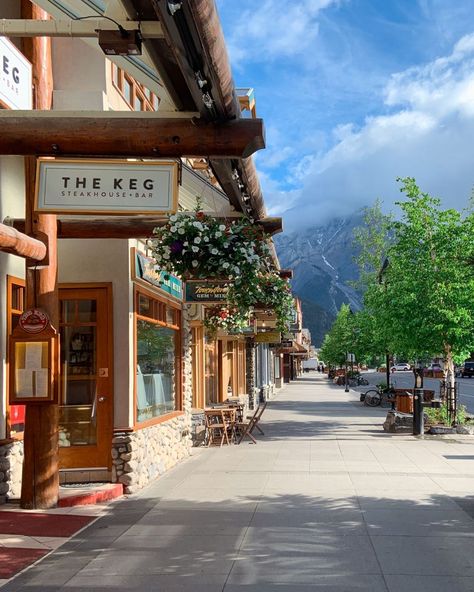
left=383, top=177, right=474, bottom=387
left=319, top=304, right=354, bottom=367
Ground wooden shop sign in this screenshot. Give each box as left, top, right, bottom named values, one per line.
left=254, top=331, right=281, bottom=344
left=185, top=280, right=230, bottom=303
left=35, top=158, right=179, bottom=215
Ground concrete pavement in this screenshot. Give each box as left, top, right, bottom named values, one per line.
left=3, top=374, right=474, bottom=591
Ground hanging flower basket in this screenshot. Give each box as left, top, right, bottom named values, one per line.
left=150, top=208, right=271, bottom=280
left=203, top=306, right=251, bottom=336
left=229, top=272, right=295, bottom=332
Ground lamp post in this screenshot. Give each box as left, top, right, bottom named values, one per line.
left=413, top=359, right=424, bottom=436
left=345, top=352, right=349, bottom=392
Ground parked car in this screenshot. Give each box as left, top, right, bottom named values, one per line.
left=429, top=364, right=443, bottom=371
left=391, top=363, right=411, bottom=372
left=462, top=361, right=474, bottom=378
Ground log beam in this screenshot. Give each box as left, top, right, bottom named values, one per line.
left=0, top=222, right=46, bottom=260
left=0, top=112, right=265, bottom=159
left=9, top=216, right=283, bottom=238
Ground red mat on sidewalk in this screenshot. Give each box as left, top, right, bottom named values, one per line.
left=0, top=511, right=95, bottom=537
left=0, top=548, right=49, bottom=579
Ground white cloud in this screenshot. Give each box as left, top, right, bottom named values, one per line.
left=225, top=0, right=340, bottom=65
left=280, top=33, right=474, bottom=228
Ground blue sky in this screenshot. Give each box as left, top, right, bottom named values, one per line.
left=216, top=0, right=474, bottom=226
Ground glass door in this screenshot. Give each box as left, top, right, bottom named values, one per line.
left=58, top=287, right=112, bottom=469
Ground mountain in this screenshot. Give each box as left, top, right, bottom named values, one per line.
left=275, top=213, right=364, bottom=346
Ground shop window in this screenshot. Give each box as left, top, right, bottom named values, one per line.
left=6, top=276, right=26, bottom=437
left=135, top=288, right=181, bottom=425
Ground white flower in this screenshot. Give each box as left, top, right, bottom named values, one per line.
left=163, top=252, right=170, bottom=259
left=222, top=262, right=230, bottom=269
left=178, top=228, right=185, bottom=235
left=192, top=246, right=199, bottom=253
left=194, top=237, right=201, bottom=244
left=184, top=241, right=189, bottom=246
left=170, top=226, right=177, bottom=232
left=193, top=221, right=203, bottom=230
left=169, top=214, right=178, bottom=222
left=203, top=236, right=210, bottom=242
left=233, top=266, right=240, bottom=274
left=215, top=231, right=222, bottom=238
left=211, top=248, right=219, bottom=255
left=219, top=224, right=226, bottom=231
left=192, top=260, right=199, bottom=267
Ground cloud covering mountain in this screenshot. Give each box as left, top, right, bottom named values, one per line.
left=280, top=34, right=474, bottom=227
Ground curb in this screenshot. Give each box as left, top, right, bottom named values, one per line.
left=58, top=483, right=123, bottom=507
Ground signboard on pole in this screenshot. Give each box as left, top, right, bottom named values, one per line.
left=35, top=158, right=179, bottom=215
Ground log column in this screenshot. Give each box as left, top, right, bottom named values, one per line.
left=245, top=338, right=257, bottom=410
left=20, top=0, right=59, bottom=509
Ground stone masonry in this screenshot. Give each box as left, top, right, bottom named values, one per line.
left=111, top=306, right=194, bottom=494
left=0, top=440, right=23, bottom=503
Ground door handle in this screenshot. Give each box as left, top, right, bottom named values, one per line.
left=98, top=396, right=107, bottom=402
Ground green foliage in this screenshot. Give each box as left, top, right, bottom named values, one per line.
left=203, top=306, right=250, bottom=336
left=319, top=304, right=354, bottom=367
left=228, top=272, right=295, bottom=333
left=424, top=404, right=467, bottom=426
left=151, top=207, right=271, bottom=280
left=352, top=177, right=474, bottom=370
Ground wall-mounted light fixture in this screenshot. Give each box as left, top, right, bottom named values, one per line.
left=98, top=28, right=142, bottom=56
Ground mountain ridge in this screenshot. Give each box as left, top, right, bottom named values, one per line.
left=275, top=213, right=364, bottom=346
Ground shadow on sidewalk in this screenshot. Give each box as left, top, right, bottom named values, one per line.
left=3, top=488, right=474, bottom=591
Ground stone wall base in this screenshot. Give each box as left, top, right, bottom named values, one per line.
left=111, top=415, right=192, bottom=494
left=0, top=440, right=23, bottom=504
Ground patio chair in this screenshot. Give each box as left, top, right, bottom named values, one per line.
left=235, top=402, right=267, bottom=444
left=204, top=409, right=230, bottom=447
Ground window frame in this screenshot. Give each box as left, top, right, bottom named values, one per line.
left=133, top=285, right=183, bottom=429
left=111, top=62, right=160, bottom=112
left=6, top=275, right=26, bottom=439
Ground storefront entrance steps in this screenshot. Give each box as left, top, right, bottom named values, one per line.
left=58, top=482, right=123, bottom=507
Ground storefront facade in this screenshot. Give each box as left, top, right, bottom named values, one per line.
left=0, top=0, right=283, bottom=506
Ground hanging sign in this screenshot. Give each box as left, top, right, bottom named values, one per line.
left=255, top=331, right=281, bottom=344
left=18, top=309, right=49, bottom=334
left=133, top=250, right=183, bottom=300
left=185, top=280, right=230, bottom=303
left=0, top=38, right=32, bottom=110
left=35, top=158, right=179, bottom=215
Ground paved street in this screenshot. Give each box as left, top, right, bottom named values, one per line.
left=4, top=374, right=474, bottom=592
left=362, top=371, right=474, bottom=414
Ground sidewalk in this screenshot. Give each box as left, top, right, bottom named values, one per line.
left=3, top=374, right=474, bottom=591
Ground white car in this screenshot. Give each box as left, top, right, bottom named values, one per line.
left=391, top=363, right=411, bottom=371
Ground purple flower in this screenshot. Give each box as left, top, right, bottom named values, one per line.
left=170, top=240, right=184, bottom=254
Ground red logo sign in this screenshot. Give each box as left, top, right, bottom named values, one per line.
left=18, top=309, right=49, bottom=334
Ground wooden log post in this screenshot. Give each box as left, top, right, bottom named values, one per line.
left=20, top=0, right=59, bottom=510
left=0, top=222, right=47, bottom=260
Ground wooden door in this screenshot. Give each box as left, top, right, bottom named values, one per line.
left=58, top=286, right=113, bottom=469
